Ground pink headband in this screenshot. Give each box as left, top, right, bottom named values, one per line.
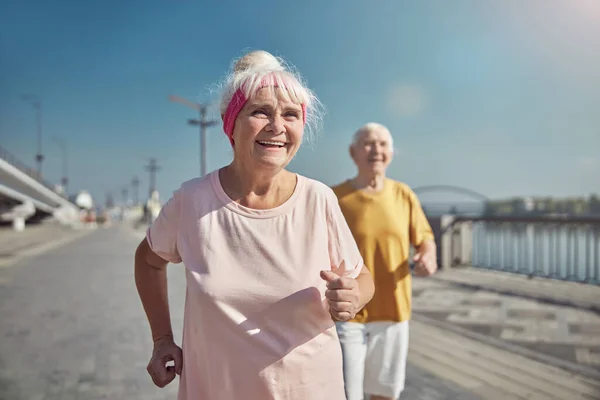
left=222, top=82, right=307, bottom=146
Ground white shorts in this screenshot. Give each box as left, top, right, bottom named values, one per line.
left=336, top=321, right=409, bottom=400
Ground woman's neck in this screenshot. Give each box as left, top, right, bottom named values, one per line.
left=220, top=162, right=296, bottom=209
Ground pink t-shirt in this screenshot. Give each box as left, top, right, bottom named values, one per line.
left=146, top=170, right=363, bottom=400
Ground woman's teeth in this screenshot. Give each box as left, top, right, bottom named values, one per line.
left=257, top=141, right=285, bottom=147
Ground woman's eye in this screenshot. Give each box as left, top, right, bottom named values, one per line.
left=284, top=111, right=300, bottom=119
left=252, top=110, right=268, bottom=117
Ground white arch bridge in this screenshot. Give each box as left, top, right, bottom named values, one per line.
left=412, top=185, right=489, bottom=216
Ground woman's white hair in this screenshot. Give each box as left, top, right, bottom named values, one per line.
left=351, top=122, right=394, bottom=148
left=217, top=50, right=323, bottom=145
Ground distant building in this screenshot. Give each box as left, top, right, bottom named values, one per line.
left=73, top=191, right=94, bottom=210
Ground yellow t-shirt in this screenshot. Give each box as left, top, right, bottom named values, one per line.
left=332, top=178, right=434, bottom=323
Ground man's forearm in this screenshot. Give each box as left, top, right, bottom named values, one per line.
left=417, top=239, right=437, bottom=258
left=356, top=266, right=375, bottom=310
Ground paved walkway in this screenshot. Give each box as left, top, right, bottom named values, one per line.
left=414, top=269, right=600, bottom=372
left=412, top=269, right=600, bottom=399
left=408, top=318, right=600, bottom=399
left=432, top=267, right=600, bottom=312
left=0, top=225, right=483, bottom=400
left=0, top=221, right=94, bottom=269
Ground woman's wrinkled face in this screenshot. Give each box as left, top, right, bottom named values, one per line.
left=350, top=128, right=394, bottom=175
left=232, top=87, right=304, bottom=171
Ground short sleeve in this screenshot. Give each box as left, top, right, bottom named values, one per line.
left=325, top=189, right=364, bottom=279
left=408, top=189, right=435, bottom=247
left=146, top=188, right=183, bottom=264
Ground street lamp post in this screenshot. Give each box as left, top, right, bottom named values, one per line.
left=22, top=94, right=43, bottom=176
left=187, top=105, right=218, bottom=177
left=145, top=158, right=160, bottom=197
left=105, top=192, right=115, bottom=209
left=131, top=177, right=140, bottom=206
left=120, top=187, right=129, bottom=221
left=168, top=95, right=217, bottom=177
left=53, top=137, right=68, bottom=196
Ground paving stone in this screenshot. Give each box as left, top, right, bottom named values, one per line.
left=506, top=309, right=557, bottom=320
left=570, top=324, right=600, bottom=335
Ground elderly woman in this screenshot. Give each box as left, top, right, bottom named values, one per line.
left=332, top=123, right=438, bottom=400
left=134, top=50, right=375, bottom=400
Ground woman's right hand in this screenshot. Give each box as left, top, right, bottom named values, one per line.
left=147, top=336, right=183, bottom=388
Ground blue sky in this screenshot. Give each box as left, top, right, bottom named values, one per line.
left=1, top=0, right=599, bottom=205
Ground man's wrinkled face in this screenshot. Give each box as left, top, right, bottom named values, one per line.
left=350, top=128, right=394, bottom=175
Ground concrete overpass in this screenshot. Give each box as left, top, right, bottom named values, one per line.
left=0, top=145, right=79, bottom=229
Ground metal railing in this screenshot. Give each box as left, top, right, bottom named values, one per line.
left=446, top=216, right=600, bottom=284
left=0, top=144, right=58, bottom=193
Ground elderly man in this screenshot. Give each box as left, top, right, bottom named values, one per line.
left=332, top=122, right=438, bottom=400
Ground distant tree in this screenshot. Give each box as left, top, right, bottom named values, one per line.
left=483, top=201, right=496, bottom=216
left=546, top=198, right=557, bottom=213
left=589, top=194, right=600, bottom=215
left=510, top=198, right=525, bottom=215
left=574, top=197, right=587, bottom=215
left=105, top=193, right=115, bottom=209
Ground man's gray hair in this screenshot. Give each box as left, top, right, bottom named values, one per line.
left=351, top=122, right=394, bottom=148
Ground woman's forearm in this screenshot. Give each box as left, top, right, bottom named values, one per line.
left=134, top=245, right=173, bottom=342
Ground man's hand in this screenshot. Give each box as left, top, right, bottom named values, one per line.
left=413, top=250, right=437, bottom=277
left=320, top=261, right=361, bottom=322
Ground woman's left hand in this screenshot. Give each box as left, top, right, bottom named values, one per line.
left=320, top=262, right=361, bottom=322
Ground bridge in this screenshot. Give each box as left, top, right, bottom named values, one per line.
left=413, top=185, right=489, bottom=201
left=0, top=145, right=79, bottom=229
left=413, top=185, right=489, bottom=216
